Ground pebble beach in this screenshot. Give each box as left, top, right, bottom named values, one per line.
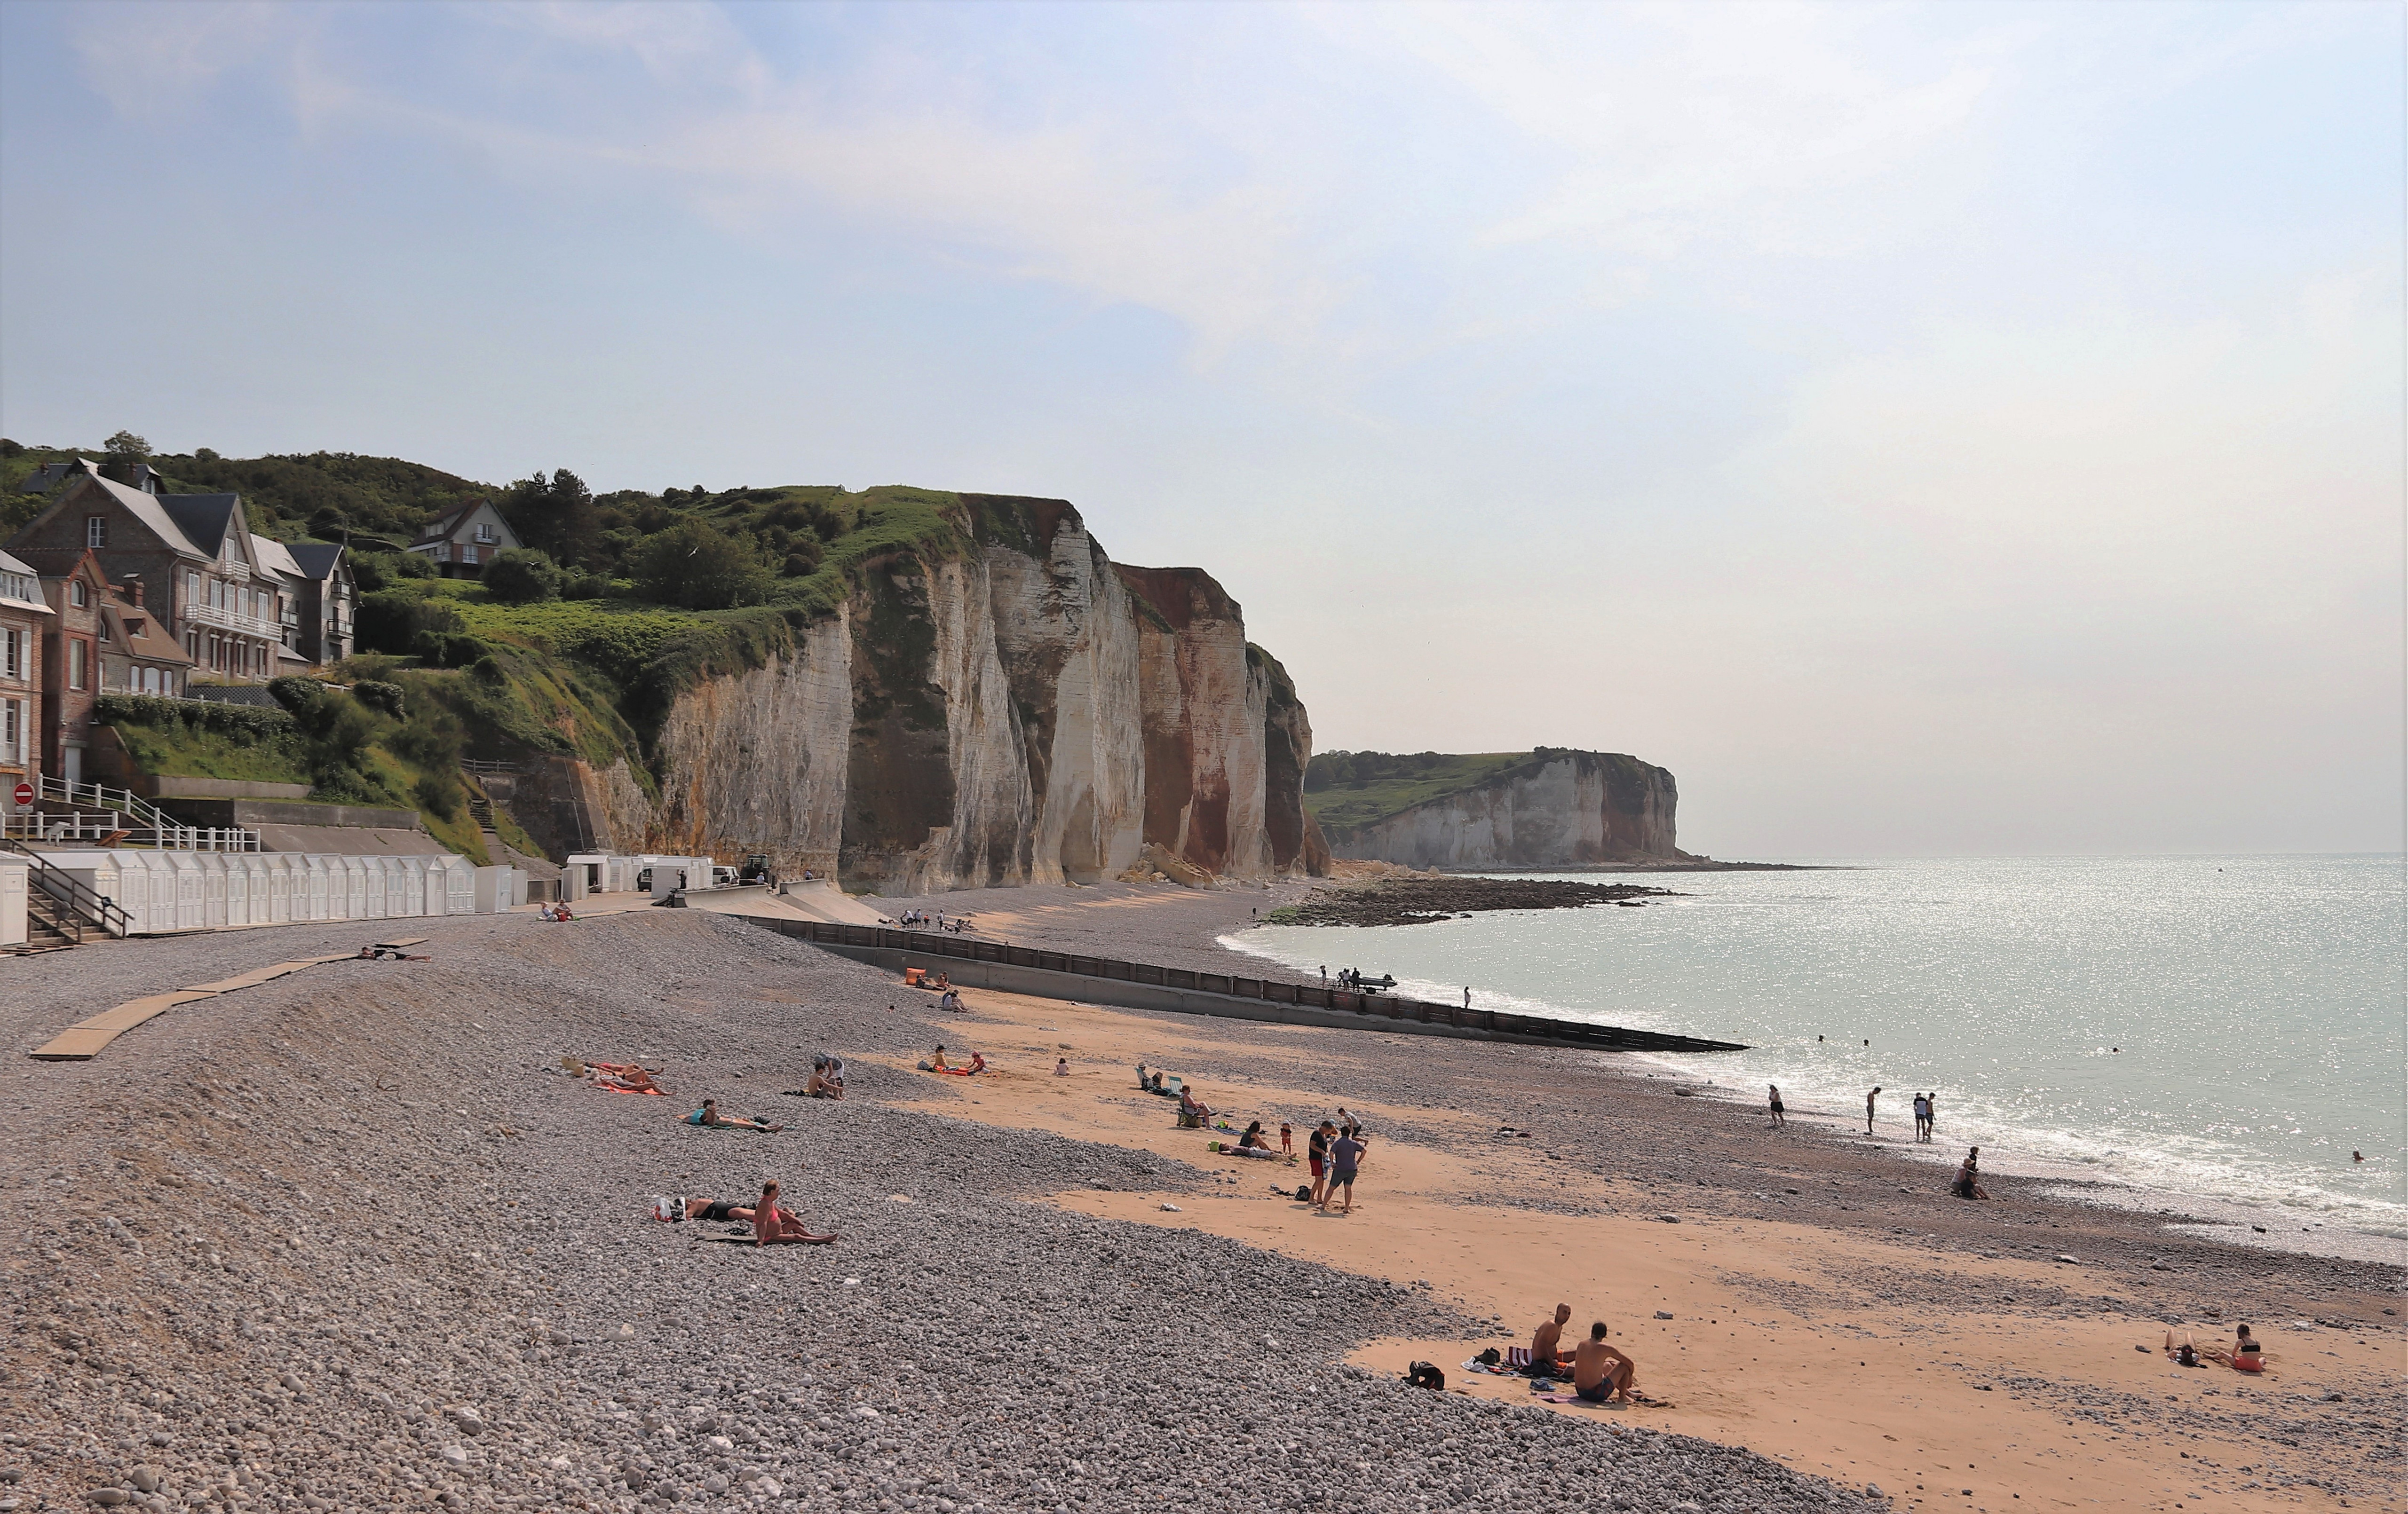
left=2, top=892, right=2399, bottom=1514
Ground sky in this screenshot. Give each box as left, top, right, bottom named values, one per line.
left=1, top=1, right=2399, bottom=858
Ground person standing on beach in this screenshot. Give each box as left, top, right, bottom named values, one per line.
left=1323, top=1128, right=1365, bottom=1214
left=1925, top=1092, right=1938, bottom=1141
left=1865, top=1087, right=1881, bottom=1136
left=1767, top=1084, right=1785, bottom=1128
left=1911, top=1092, right=1929, bottom=1142
left=1307, top=1121, right=1335, bottom=1206
left=1463, top=986, right=1472, bottom=1010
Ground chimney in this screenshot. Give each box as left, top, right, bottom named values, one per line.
left=125, top=576, right=145, bottom=608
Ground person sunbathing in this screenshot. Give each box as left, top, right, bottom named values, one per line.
left=939, top=1052, right=987, bottom=1076
left=1528, top=1304, right=1576, bottom=1379
left=602, top=1066, right=663, bottom=1094
left=1573, top=1322, right=1640, bottom=1403
left=1178, top=1087, right=1213, bottom=1126
left=679, top=1196, right=757, bottom=1223
left=2163, top=1329, right=2204, bottom=1367
left=686, top=1099, right=781, bottom=1132
left=750, top=1180, right=835, bottom=1246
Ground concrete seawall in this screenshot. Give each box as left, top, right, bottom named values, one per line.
left=741, top=916, right=1746, bottom=1055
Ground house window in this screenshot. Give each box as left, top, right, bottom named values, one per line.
left=69, top=638, right=87, bottom=691
left=186, top=569, right=201, bottom=606
left=475, top=523, right=496, bottom=544
left=86, top=516, right=106, bottom=549
left=96, top=615, right=111, bottom=644
left=70, top=580, right=87, bottom=608
left=1, top=697, right=22, bottom=764
left=0, top=627, right=20, bottom=679
left=435, top=543, right=451, bottom=563
left=463, top=545, right=479, bottom=566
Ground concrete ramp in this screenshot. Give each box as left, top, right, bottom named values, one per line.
left=771, top=881, right=887, bottom=927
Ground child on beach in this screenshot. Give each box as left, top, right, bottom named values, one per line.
left=1767, top=1084, right=1785, bottom=1128
left=1279, top=1122, right=1292, bottom=1154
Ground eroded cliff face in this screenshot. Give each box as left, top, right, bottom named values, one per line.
left=604, top=495, right=1317, bottom=892
left=1324, top=752, right=1680, bottom=868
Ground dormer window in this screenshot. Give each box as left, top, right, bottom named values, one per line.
left=69, top=580, right=87, bottom=608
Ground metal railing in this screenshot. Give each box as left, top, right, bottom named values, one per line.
left=756, top=917, right=1751, bottom=1054
left=460, top=758, right=517, bottom=777
left=1, top=775, right=261, bottom=852
left=182, top=600, right=282, bottom=639
left=0, top=836, right=131, bottom=940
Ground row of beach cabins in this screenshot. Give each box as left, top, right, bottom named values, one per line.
left=0, top=848, right=532, bottom=947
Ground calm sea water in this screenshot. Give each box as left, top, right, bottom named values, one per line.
left=1227, top=855, right=2406, bottom=1242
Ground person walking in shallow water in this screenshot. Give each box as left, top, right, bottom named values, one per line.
left=1911, top=1092, right=1930, bottom=1143
left=1865, top=1086, right=1881, bottom=1136
left=1767, top=1084, right=1786, bottom=1128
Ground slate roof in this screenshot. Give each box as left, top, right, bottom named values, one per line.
left=249, top=534, right=304, bottom=582
left=285, top=542, right=346, bottom=582
left=160, top=493, right=246, bottom=560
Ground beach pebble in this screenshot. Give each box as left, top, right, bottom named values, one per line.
left=85, top=1493, right=129, bottom=1509
left=1867, top=1486, right=1884, bottom=1500
left=1657, top=1214, right=1681, bottom=1223
left=1655, top=1312, right=1675, bottom=1320
left=2052, top=1254, right=2077, bottom=1264
left=126, top=1470, right=158, bottom=1494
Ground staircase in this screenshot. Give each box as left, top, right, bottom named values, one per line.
left=2, top=836, right=132, bottom=952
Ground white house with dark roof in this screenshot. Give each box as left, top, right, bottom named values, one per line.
left=406, top=500, right=520, bottom=578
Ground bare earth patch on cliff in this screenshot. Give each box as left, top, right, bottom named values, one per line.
left=1265, top=875, right=1677, bottom=926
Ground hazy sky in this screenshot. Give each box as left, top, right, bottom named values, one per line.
left=2, top=2, right=2399, bottom=857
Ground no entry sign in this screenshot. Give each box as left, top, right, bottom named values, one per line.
left=11, top=782, right=31, bottom=806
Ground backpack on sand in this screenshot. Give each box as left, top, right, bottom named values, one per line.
left=1293, top=1184, right=1313, bottom=1203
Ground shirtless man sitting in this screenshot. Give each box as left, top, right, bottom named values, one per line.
left=1573, top=1321, right=1639, bottom=1403
left=1528, top=1304, right=1576, bottom=1379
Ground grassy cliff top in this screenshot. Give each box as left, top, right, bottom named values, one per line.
left=1303, top=750, right=1533, bottom=831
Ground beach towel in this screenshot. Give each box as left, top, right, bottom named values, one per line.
left=651, top=1196, right=687, bottom=1223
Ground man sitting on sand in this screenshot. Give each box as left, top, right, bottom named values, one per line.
left=1527, top=1304, right=1576, bottom=1380
left=805, top=1060, right=843, bottom=1099
left=686, top=1099, right=782, bottom=1133
left=938, top=1051, right=987, bottom=1076
left=1573, top=1321, right=1640, bottom=1403
left=751, top=1179, right=836, bottom=1246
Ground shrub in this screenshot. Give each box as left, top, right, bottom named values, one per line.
left=358, top=587, right=463, bottom=654
left=93, top=692, right=295, bottom=738
left=266, top=676, right=323, bottom=715
left=351, top=679, right=406, bottom=718
left=632, top=519, right=771, bottom=610
left=560, top=569, right=611, bottom=600
left=413, top=770, right=463, bottom=819
left=412, top=631, right=490, bottom=669
left=482, top=548, right=562, bottom=604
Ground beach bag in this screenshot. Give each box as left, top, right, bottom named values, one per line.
left=1406, top=1362, right=1445, bottom=1391
left=1475, top=1348, right=1502, bottom=1366
left=650, top=1196, right=686, bottom=1223
left=1293, top=1184, right=1313, bottom=1202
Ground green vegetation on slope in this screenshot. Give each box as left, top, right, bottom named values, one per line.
left=1302, top=749, right=1536, bottom=832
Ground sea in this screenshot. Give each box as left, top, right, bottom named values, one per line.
left=1224, top=854, right=2406, bottom=1258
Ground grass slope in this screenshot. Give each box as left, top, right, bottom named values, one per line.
left=1302, top=751, right=1532, bottom=832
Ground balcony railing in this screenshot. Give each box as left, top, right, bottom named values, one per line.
left=182, top=600, right=281, bottom=639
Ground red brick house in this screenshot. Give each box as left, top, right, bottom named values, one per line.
left=36, top=552, right=110, bottom=786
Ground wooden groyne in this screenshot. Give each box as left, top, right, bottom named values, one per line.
left=746, top=918, right=1748, bottom=1055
